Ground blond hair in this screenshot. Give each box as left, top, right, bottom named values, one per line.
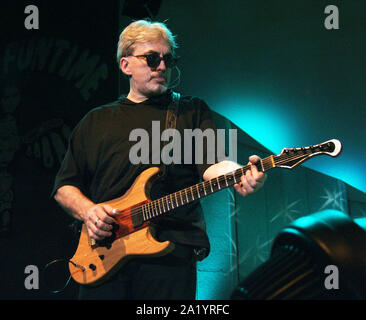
left=116, top=20, right=178, bottom=64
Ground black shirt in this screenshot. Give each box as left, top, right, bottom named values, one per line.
left=52, top=90, right=219, bottom=251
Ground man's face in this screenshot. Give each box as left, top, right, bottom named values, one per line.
left=123, top=40, right=173, bottom=97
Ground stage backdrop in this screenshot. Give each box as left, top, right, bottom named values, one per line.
left=0, top=1, right=119, bottom=299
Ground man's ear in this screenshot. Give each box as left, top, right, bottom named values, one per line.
left=120, top=57, right=132, bottom=76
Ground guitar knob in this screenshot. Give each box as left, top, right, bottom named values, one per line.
left=89, top=264, right=97, bottom=271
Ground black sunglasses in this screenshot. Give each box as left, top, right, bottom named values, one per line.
left=132, top=52, right=178, bottom=68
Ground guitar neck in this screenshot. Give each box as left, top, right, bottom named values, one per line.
left=139, top=156, right=276, bottom=223
left=127, top=139, right=341, bottom=228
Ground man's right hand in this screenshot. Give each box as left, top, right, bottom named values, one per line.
left=84, top=204, right=120, bottom=240
left=54, top=186, right=121, bottom=241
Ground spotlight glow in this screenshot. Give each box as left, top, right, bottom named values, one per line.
left=213, top=99, right=366, bottom=193
left=214, top=98, right=297, bottom=154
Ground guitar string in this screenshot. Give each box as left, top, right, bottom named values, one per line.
left=113, top=149, right=329, bottom=224
left=117, top=163, right=252, bottom=222
left=115, top=150, right=327, bottom=223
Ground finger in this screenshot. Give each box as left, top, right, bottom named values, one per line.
left=90, top=220, right=113, bottom=238
left=101, top=205, right=120, bottom=222
left=93, top=205, right=118, bottom=225
left=249, top=162, right=265, bottom=179
left=95, top=218, right=114, bottom=231
left=241, top=175, right=254, bottom=193
left=90, top=229, right=109, bottom=240
left=250, top=162, right=259, bottom=175
left=88, top=228, right=104, bottom=240
left=249, top=155, right=261, bottom=165
left=248, top=163, right=267, bottom=185
left=256, top=172, right=267, bottom=183
left=234, top=183, right=248, bottom=197
left=86, top=223, right=111, bottom=240
left=244, top=171, right=256, bottom=189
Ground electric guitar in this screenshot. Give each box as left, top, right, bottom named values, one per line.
left=69, top=139, right=342, bottom=286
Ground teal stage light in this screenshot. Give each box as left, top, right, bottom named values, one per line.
left=213, top=100, right=366, bottom=193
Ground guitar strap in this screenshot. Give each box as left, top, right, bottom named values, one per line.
left=160, top=92, right=209, bottom=261
left=160, top=91, right=181, bottom=178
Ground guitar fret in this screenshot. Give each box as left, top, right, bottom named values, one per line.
left=185, top=189, right=189, bottom=203
left=164, top=196, right=170, bottom=211
left=209, top=180, right=213, bottom=193
left=146, top=205, right=150, bottom=220
left=170, top=194, right=174, bottom=209
left=161, top=199, right=164, bottom=214
left=234, top=170, right=240, bottom=184
left=157, top=200, right=161, bottom=215
left=174, top=193, right=179, bottom=207
left=178, top=191, right=182, bottom=205
left=147, top=203, right=152, bottom=219
left=161, top=197, right=166, bottom=213
left=216, top=177, right=221, bottom=190
left=157, top=200, right=162, bottom=215
left=203, top=182, right=207, bottom=196
left=260, top=158, right=265, bottom=172
left=150, top=202, right=154, bottom=217
left=151, top=202, right=156, bottom=217
left=270, top=155, right=275, bottom=168
left=169, top=195, right=173, bottom=209
left=152, top=201, right=157, bottom=217
left=144, top=204, right=148, bottom=219
left=180, top=190, right=185, bottom=205
left=173, top=193, right=177, bottom=207
left=154, top=201, right=158, bottom=217
left=142, top=205, right=146, bottom=221
left=196, top=184, right=201, bottom=198
left=190, top=186, right=195, bottom=200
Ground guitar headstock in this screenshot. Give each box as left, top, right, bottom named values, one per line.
left=273, top=139, right=342, bottom=169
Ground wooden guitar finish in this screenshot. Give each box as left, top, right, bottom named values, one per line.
left=69, top=167, right=174, bottom=286
left=68, top=139, right=342, bottom=286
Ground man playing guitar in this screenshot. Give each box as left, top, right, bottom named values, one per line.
left=52, top=20, right=266, bottom=300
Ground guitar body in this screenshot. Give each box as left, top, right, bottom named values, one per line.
left=69, top=167, right=175, bottom=286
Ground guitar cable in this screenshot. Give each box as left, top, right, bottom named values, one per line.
left=42, top=258, right=84, bottom=294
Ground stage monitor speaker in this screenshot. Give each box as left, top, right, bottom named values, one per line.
left=231, top=210, right=366, bottom=300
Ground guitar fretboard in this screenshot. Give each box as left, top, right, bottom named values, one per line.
left=129, top=139, right=339, bottom=227
left=138, top=157, right=275, bottom=223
